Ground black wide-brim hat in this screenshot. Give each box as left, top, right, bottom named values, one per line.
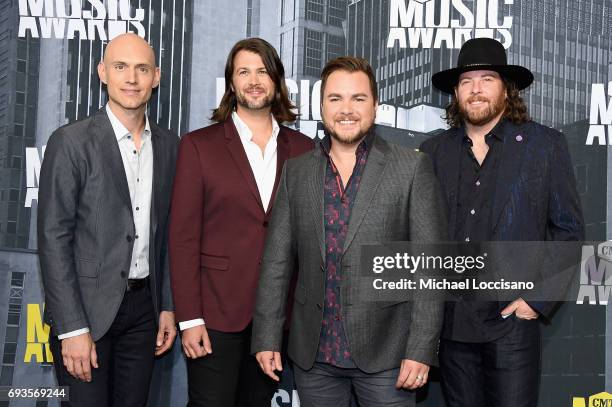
left=432, top=37, right=534, bottom=94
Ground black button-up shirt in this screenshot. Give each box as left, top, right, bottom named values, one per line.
left=443, top=120, right=511, bottom=343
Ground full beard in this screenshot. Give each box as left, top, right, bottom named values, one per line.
left=324, top=119, right=373, bottom=146
left=236, top=89, right=274, bottom=111
left=460, top=94, right=506, bottom=126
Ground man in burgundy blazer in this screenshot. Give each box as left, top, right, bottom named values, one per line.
left=169, top=38, right=313, bottom=407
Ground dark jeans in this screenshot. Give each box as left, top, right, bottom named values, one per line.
left=440, top=316, right=541, bottom=407
left=185, top=324, right=277, bottom=407
left=293, top=362, right=415, bottom=407
left=50, top=284, right=157, bottom=407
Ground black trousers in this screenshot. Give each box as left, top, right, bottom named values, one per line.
left=185, top=324, right=277, bottom=407
left=439, top=316, right=541, bottom=407
left=50, top=284, right=157, bottom=407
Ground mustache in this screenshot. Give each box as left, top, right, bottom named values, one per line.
left=244, top=86, right=266, bottom=92
left=466, top=96, right=490, bottom=103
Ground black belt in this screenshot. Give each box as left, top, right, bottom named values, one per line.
left=127, top=276, right=149, bottom=292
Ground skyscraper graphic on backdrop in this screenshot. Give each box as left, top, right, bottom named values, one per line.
left=0, top=0, right=194, bottom=251
left=347, top=0, right=612, bottom=129
left=0, top=3, right=40, bottom=249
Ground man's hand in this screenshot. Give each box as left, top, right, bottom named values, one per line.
left=155, top=311, right=177, bottom=356
left=181, top=324, right=212, bottom=359
left=255, top=351, right=283, bottom=381
left=61, top=332, right=98, bottom=382
left=501, top=298, right=538, bottom=320
left=395, top=359, right=429, bottom=390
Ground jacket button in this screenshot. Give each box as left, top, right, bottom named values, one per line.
left=120, top=270, right=127, bottom=278
left=263, top=221, right=269, bottom=227
left=126, top=235, right=133, bottom=242
left=316, top=303, right=322, bottom=309
left=320, top=264, right=326, bottom=272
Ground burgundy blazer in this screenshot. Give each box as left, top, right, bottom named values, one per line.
left=169, top=119, right=314, bottom=332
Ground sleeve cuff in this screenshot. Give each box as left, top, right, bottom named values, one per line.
left=58, top=327, right=89, bottom=340
left=179, top=318, right=205, bottom=331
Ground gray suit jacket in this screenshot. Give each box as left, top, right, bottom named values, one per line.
left=252, top=134, right=447, bottom=373
left=38, top=108, right=178, bottom=341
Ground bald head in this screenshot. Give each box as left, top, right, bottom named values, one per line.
left=103, top=33, right=156, bottom=66
left=98, top=33, right=160, bottom=115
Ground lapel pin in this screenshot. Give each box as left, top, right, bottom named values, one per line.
left=515, top=135, right=523, bottom=142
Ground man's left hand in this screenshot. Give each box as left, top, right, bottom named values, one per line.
left=396, top=359, right=430, bottom=390
left=155, top=311, right=177, bottom=356
left=501, top=298, right=538, bottom=320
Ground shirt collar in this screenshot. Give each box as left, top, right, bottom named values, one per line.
left=460, top=118, right=506, bottom=143
left=231, top=111, right=280, bottom=143
left=105, top=103, right=151, bottom=142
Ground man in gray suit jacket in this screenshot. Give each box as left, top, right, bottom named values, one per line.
left=252, top=57, right=447, bottom=406
left=38, top=34, right=177, bottom=406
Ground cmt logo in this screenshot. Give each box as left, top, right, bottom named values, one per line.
left=18, top=0, right=146, bottom=40
left=586, top=82, right=612, bottom=145
left=272, top=389, right=300, bottom=407
left=573, top=391, right=612, bottom=407
left=387, top=0, right=513, bottom=49
left=24, top=304, right=53, bottom=364
left=576, top=243, right=612, bottom=305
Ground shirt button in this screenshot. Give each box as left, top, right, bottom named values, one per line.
left=465, top=237, right=470, bottom=242
left=135, top=235, right=139, bottom=239
left=475, top=180, right=481, bottom=186
left=133, top=150, right=137, bottom=154
left=470, top=209, right=476, bottom=215
left=136, top=207, right=139, bottom=211
left=127, top=135, right=131, bottom=139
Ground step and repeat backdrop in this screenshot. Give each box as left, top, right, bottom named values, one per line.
left=0, top=0, right=611, bottom=406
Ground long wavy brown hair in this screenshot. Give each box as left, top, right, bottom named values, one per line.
left=211, top=38, right=297, bottom=123
left=444, top=77, right=530, bottom=128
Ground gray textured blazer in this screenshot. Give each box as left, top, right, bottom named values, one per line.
left=252, top=134, right=448, bottom=373
left=37, top=108, right=178, bottom=341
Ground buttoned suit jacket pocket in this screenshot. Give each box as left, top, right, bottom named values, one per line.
left=76, top=257, right=100, bottom=278
left=200, top=254, right=230, bottom=271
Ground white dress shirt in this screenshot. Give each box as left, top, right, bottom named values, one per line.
left=178, top=112, right=280, bottom=331
left=58, top=104, right=153, bottom=339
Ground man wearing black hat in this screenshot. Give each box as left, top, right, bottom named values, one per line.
left=420, top=38, right=584, bottom=407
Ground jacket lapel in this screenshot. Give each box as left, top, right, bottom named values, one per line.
left=223, top=120, right=265, bottom=212
left=308, top=146, right=327, bottom=262
left=93, top=108, right=132, bottom=215
left=441, top=132, right=463, bottom=239
left=149, top=122, right=163, bottom=237
left=342, top=136, right=389, bottom=256
left=267, top=128, right=290, bottom=217
left=491, top=123, right=528, bottom=232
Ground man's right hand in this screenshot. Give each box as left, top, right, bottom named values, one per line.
left=61, top=333, right=98, bottom=382
left=181, top=325, right=212, bottom=359
left=255, top=351, right=283, bottom=381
